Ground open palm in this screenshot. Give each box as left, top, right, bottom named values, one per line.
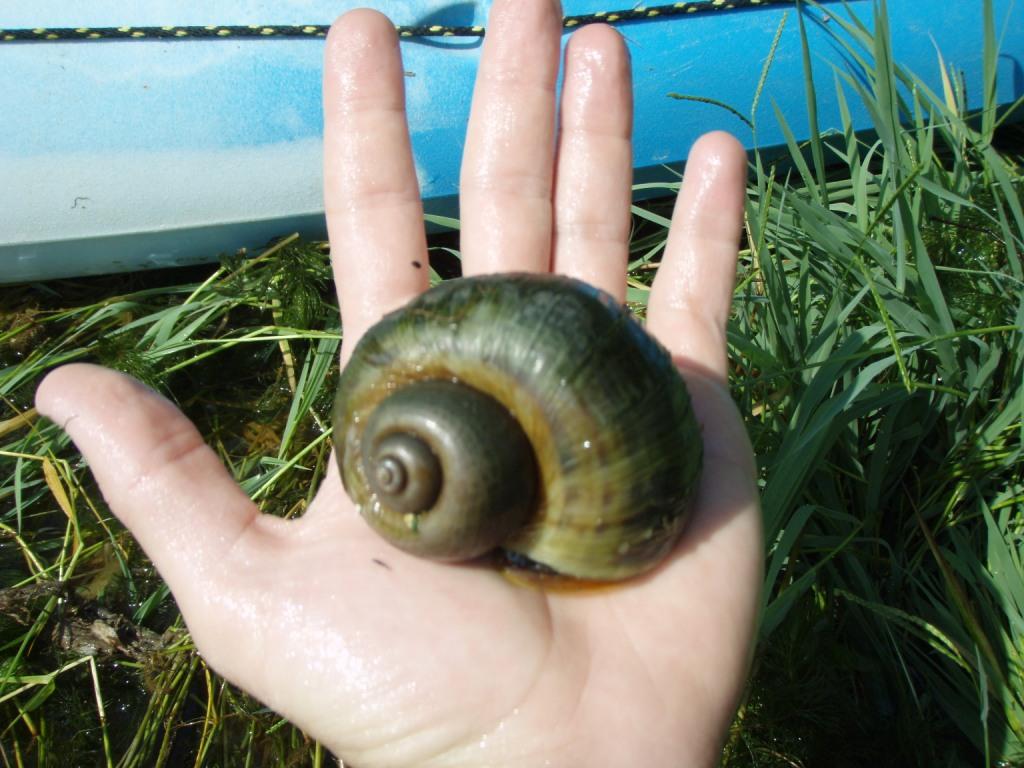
left=36, top=3, right=762, bottom=766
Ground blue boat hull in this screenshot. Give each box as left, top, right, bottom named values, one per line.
left=2, top=0, right=1022, bottom=283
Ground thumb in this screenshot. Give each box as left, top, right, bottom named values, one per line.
left=35, top=363, right=263, bottom=606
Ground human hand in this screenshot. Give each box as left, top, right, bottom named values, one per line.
left=36, top=2, right=762, bottom=766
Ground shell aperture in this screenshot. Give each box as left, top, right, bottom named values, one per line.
left=333, top=273, right=702, bottom=581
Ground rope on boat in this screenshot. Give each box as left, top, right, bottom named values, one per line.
left=0, top=0, right=817, bottom=43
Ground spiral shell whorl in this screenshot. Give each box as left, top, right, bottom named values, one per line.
left=333, top=274, right=702, bottom=581
left=352, top=379, right=537, bottom=561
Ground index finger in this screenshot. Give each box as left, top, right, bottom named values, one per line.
left=323, top=10, right=429, bottom=357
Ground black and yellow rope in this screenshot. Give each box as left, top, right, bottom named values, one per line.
left=0, top=0, right=816, bottom=43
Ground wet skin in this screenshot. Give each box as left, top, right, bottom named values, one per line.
left=36, top=2, right=763, bottom=766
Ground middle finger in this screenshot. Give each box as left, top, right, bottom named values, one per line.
left=459, top=0, right=563, bottom=276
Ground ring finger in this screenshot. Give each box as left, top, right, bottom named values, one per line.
left=551, top=24, right=633, bottom=301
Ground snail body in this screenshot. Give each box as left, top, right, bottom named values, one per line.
left=332, top=273, right=702, bottom=582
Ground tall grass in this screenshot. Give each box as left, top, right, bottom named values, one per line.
left=1, top=0, right=1022, bottom=765
left=726, top=1, right=1024, bottom=763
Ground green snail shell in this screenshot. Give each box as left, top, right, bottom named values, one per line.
left=332, top=273, right=702, bottom=582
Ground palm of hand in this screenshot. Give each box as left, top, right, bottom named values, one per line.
left=187, top=391, right=758, bottom=766
left=36, top=3, right=762, bottom=767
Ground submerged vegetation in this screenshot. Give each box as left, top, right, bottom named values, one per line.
left=1, top=1, right=1022, bottom=765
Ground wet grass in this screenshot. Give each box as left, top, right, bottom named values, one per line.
left=2, top=0, right=1023, bottom=765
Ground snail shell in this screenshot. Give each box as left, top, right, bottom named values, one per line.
left=332, top=273, right=702, bottom=581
